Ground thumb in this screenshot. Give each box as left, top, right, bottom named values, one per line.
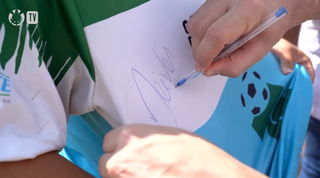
left=99, top=153, right=114, bottom=178
left=271, top=48, right=294, bottom=75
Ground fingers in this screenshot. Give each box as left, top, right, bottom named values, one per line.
left=291, top=49, right=315, bottom=82
left=102, top=124, right=156, bottom=153
left=297, top=57, right=315, bottom=83
left=270, top=48, right=294, bottom=75
left=99, top=153, right=113, bottom=178
left=203, top=28, right=281, bottom=77
left=271, top=38, right=295, bottom=75
left=103, top=125, right=136, bottom=153
left=103, top=128, right=121, bottom=153
left=272, top=47, right=315, bottom=82
left=102, top=125, right=141, bottom=153
left=187, top=0, right=228, bottom=70
left=188, top=1, right=264, bottom=71
left=271, top=38, right=315, bottom=82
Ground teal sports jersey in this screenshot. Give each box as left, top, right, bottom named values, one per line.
left=63, top=54, right=313, bottom=178
left=0, top=0, right=312, bottom=177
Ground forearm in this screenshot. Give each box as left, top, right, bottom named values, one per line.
left=0, top=151, right=94, bottom=178
left=209, top=147, right=269, bottom=178
left=286, top=0, right=320, bottom=28
left=283, top=25, right=301, bottom=46
left=239, top=164, right=269, bottom=178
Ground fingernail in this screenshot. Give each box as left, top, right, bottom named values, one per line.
left=204, top=70, right=218, bottom=77
left=195, top=62, right=202, bottom=72
left=283, top=67, right=293, bottom=75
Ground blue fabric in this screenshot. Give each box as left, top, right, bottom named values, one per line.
left=299, top=117, right=320, bottom=178
left=195, top=52, right=313, bottom=177
left=61, top=52, right=313, bottom=178
left=60, top=112, right=113, bottom=178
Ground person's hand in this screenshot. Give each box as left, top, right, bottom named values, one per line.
left=186, top=0, right=320, bottom=78
left=271, top=38, right=315, bottom=82
left=98, top=124, right=267, bottom=178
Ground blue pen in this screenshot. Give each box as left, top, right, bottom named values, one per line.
left=175, top=6, right=287, bottom=88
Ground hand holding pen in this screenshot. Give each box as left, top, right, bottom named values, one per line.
left=176, top=7, right=287, bottom=87
left=185, top=0, right=296, bottom=80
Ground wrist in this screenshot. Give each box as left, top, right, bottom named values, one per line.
left=199, top=142, right=266, bottom=178
left=284, top=0, right=320, bottom=27
left=239, top=163, right=269, bottom=178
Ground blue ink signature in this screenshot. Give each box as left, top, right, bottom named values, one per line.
left=132, top=47, right=178, bottom=127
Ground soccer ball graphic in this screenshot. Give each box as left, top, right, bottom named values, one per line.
left=240, top=71, right=269, bottom=115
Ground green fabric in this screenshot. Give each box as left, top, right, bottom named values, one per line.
left=0, top=0, right=148, bottom=84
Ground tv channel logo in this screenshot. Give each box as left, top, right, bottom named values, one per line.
left=26, top=11, right=38, bottom=24
left=9, top=9, right=38, bottom=26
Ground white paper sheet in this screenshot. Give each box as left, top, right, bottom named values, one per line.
left=85, top=0, right=228, bottom=131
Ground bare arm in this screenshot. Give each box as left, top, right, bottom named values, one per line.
left=0, top=151, right=94, bottom=178
left=283, top=25, right=301, bottom=46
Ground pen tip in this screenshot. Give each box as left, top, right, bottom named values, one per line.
left=175, top=78, right=187, bottom=88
